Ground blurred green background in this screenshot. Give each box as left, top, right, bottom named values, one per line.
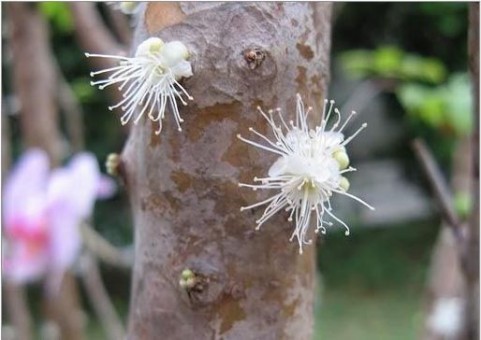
left=1, top=2, right=473, bottom=339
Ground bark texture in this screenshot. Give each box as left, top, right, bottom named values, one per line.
left=123, top=3, right=332, bottom=339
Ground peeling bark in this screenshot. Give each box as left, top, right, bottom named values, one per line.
left=124, top=3, right=332, bottom=339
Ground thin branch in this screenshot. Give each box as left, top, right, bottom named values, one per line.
left=81, top=224, right=133, bottom=270
left=103, top=3, right=132, bottom=46
left=412, top=138, right=463, bottom=242
left=3, top=282, right=33, bottom=340
left=69, top=2, right=128, bottom=127
left=55, top=62, right=85, bottom=152
left=79, top=253, right=125, bottom=340
left=69, top=3, right=125, bottom=64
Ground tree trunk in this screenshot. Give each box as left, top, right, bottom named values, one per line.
left=123, top=3, right=332, bottom=339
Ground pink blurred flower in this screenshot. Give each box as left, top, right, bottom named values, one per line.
left=3, top=149, right=115, bottom=285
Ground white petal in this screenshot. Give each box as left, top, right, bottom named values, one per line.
left=171, top=60, right=193, bottom=80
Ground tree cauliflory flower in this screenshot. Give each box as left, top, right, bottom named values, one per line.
left=86, top=37, right=193, bottom=134
left=237, top=95, right=374, bottom=254
left=2, top=149, right=115, bottom=286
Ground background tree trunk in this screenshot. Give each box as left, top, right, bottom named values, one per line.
left=467, top=3, right=479, bottom=339
left=421, top=4, right=479, bottom=339
left=123, top=3, right=332, bottom=339
left=6, top=4, right=85, bottom=340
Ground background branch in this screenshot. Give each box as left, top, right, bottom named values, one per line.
left=103, top=3, right=132, bottom=47
left=411, top=138, right=464, bottom=244
left=55, top=61, right=85, bottom=152
left=69, top=2, right=128, bottom=126
left=81, top=224, right=133, bottom=270
left=79, top=253, right=125, bottom=340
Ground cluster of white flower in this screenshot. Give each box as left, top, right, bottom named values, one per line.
left=86, top=37, right=193, bottom=134
left=237, top=95, right=374, bottom=254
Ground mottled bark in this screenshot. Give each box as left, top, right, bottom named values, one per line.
left=123, top=3, right=331, bottom=339
left=6, top=4, right=84, bottom=340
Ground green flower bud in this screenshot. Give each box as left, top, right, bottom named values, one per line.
left=339, top=177, right=350, bottom=192
left=105, top=153, right=121, bottom=176
left=181, top=268, right=194, bottom=280
left=185, top=277, right=196, bottom=289
left=333, top=150, right=349, bottom=170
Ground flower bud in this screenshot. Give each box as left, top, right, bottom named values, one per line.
left=185, top=277, right=196, bottom=289
left=161, top=41, right=189, bottom=66
left=339, top=176, right=350, bottom=192
left=105, top=153, right=121, bottom=176
left=181, top=268, right=194, bottom=280
left=119, top=2, right=138, bottom=14
left=135, top=37, right=164, bottom=57
left=333, top=150, right=349, bottom=170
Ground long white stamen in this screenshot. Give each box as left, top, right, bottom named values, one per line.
left=86, top=39, right=193, bottom=133
left=238, top=94, right=373, bottom=254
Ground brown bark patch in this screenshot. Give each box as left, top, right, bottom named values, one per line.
left=296, top=43, right=314, bottom=61
left=296, top=66, right=308, bottom=99
left=171, top=170, right=193, bottom=193
left=145, top=2, right=186, bottom=34
left=187, top=103, right=242, bottom=143
left=217, top=296, right=247, bottom=335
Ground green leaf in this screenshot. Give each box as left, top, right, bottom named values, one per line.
left=373, top=46, right=403, bottom=76
left=340, top=50, right=374, bottom=78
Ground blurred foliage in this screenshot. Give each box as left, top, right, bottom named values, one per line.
left=337, top=2, right=471, bottom=167
left=454, top=191, right=473, bottom=219
left=398, top=73, right=473, bottom=137
left=341, top=46, right=447, bottom=84
left=341, top=48, right=472, bottom=138
left=38, top=2, right=73, bottom=34
left=333, top=3, right=468, bottom=70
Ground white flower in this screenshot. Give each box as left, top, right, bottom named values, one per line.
left=86, top=37, right=193, bottom=134
left=237, top=94, right=374, bottom=254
